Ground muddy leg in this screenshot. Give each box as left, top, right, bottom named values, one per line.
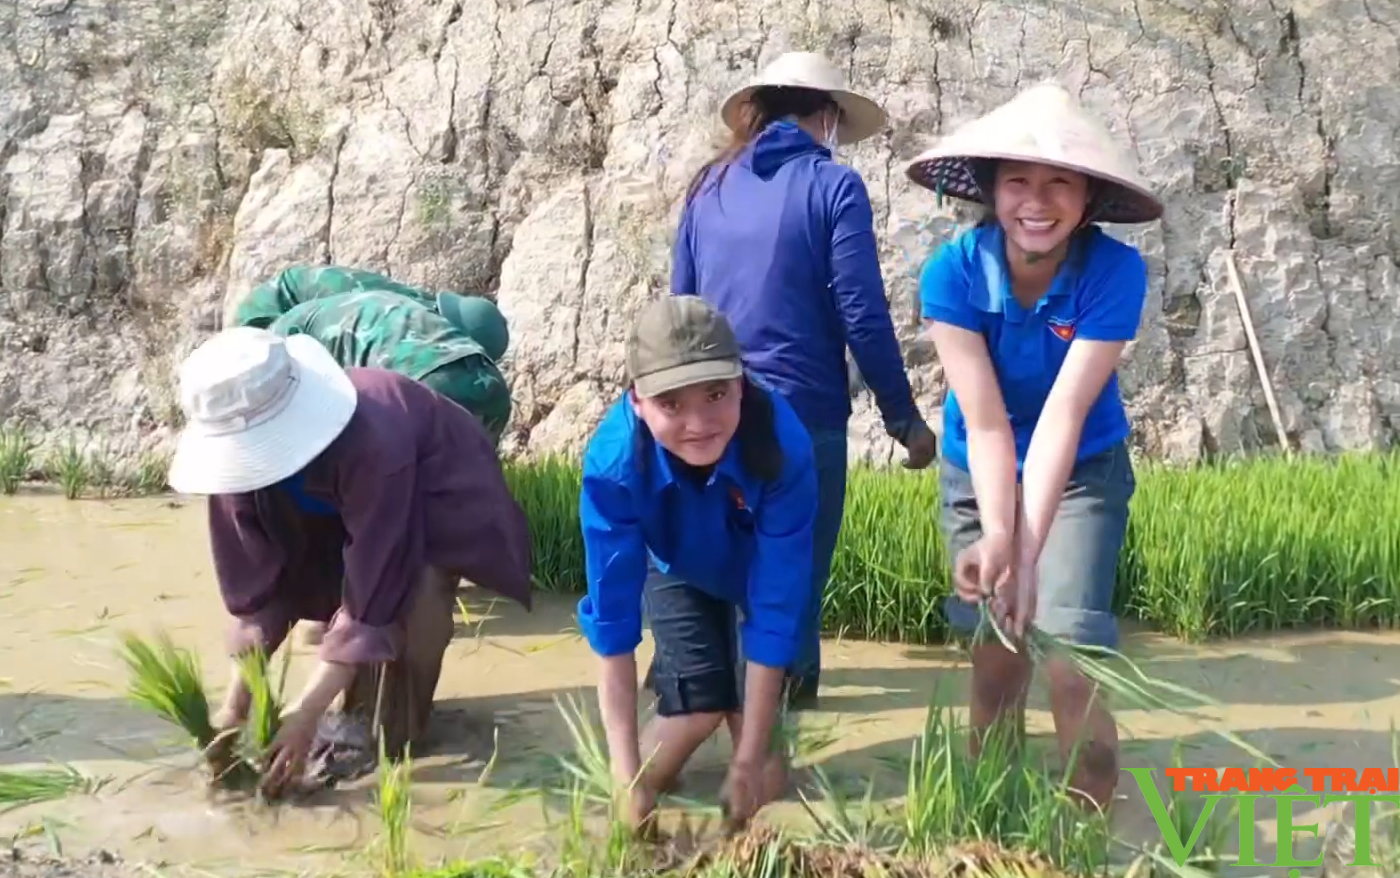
left=968, top=640, right=1033, bottom=759
left=1045, top=658, right=1119, bottom=811
left=342, top=566, right=459, bottom=757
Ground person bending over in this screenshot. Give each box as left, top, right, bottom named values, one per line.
left=166, top=326, right=534, bottom=796
left=577, top=296, right=818, bottom=831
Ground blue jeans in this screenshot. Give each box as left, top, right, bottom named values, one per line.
left=939, top=441, right=1135, bottom=649
left=790, top=426, right=849, bottom=682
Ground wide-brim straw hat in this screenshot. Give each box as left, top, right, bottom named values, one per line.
left=720, top=51, right=887, bottom=146
left=168, top=327, right=359, bottom=495
left=904, top=82, right=1163, bottom=224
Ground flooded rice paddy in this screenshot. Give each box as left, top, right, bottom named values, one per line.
left=3, top=492, right=1400, bottom=876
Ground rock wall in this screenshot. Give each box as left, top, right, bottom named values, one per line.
left=0, top=0, right=1396, bottom=465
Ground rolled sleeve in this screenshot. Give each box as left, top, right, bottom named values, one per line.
left=919, top=242, right=985, bottom=333
left=741, top=423, right=818, bottom=670
left=318, top=461, right=424, bottom=666
left=578, top=467, right=648, bottom=657
left=1075, top=247, right=1149, bottom=342
left=208, top=494, right=297, bottom=658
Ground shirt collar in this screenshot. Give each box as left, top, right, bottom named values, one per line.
left=648, top=427, right=746, bottom=493
left=975, top=223, right=1085, bottom=323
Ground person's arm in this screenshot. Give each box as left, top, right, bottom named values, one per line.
left=828, top=171, right=921, bottom=431
left=1019, top=248, right=1149, bottom=566
left=577, top=465, right=649, bottom=784
left=309, top=458, right=425, bottom=715
left=919, top=245, right=1019, bottom=539
left=207, top=493, right=296, bottom=722
left=736, top=426, right=818, bottom=766
left=670, top=204, right=698, bottom=297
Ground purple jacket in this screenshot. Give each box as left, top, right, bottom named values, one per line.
left=207, top=368, right=534, bottom=666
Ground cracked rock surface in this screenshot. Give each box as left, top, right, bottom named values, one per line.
left=0, top=0, right=1396, bottom=464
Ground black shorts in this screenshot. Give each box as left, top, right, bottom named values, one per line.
left=643, top=568, right=745, bottom=717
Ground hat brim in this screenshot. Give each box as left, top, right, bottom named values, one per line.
left=168, top=334, right=359, bottom=495
left=720, top=85, right=887, bottom=146
left=903, top=150, right=1164, bottom=225
left=634, top=358, right=744, bottom=399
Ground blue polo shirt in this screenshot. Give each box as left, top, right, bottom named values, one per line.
left=576, top=391, right=818, bottom=670
left=671, top=120, right=918, bottom=433
left=920, top=223, right=1148, bottom=474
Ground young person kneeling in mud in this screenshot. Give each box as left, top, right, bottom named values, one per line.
left=577, top=297, right=818, bottom=833
left=166, top=326, right=534, bottom=798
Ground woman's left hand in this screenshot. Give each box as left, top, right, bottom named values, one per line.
left=260, top=707, right=321, bottom=798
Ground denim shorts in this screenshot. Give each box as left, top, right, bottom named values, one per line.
left=939, top=441, right=1136, bottom=650
left=643, top=567, right=745, bottom=717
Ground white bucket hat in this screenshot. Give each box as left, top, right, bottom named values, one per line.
left=168, top=326, right=359, bottom=495
left=904, top=82, right=1163, bottom=224
left=720, top=51, right=887, bottom=146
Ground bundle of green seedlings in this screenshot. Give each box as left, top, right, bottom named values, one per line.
left=117, top=631, right=291, bottom=795
left=0, top=764, right=97, bottom=812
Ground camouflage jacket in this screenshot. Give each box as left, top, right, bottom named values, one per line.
left=232, top=265, right=439, bottom=330
left=268, top=290, right=490, bottom=380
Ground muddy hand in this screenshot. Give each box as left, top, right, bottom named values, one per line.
left=259, top=708, right=319, bottom=799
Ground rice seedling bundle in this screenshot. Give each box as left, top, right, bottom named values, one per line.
left=118, top=631, right=289, bottom=793
left=0, top=765, right=95, bottom=811
left=501, top=451, right=1398, bottom=644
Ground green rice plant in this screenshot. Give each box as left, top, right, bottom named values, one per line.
left=117, top=631, right=217, bottom=749
left=235, top=644, right=291, bottom=770
left=0, top=765, right=98, bottom=811
left=0, top=426, right=35, bottom=495
left=1121, top=451, right=1400, bottom=640
left=373, top=737, right=415, bottom=878
left=86, top=443, right=118, bottom=499
left=116, top=630, right=256, bottom=788
left=502, top=455, right=584, bottom=592
left=126, top=451, right=171, bottom=495
left=500, top=450, right=1399, bottom=644
left=46, top=437, right=90, bottom=500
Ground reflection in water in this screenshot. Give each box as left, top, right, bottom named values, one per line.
left=1, top=493, right=1398, bottom=876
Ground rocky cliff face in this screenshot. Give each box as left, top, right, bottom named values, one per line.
left=0, top=0, right=1396, bottom=465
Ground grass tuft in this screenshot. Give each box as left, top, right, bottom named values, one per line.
left=0, top=426, right=35, bottom=495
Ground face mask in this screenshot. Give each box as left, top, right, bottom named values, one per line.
left=823, top=114, right=840, bottom=155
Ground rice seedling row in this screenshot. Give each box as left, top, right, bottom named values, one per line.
left=505, top=451, right=1400, bottom=644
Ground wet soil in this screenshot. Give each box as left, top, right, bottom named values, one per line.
left=2, top=493, right=1399, bottom=877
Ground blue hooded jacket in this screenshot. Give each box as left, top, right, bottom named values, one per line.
left=670, top=120, right=918, bottom=434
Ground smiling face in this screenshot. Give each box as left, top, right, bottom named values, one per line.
left=992, top=159, right=1093, bottom=260
left=631, top=378, right=743, bottom=467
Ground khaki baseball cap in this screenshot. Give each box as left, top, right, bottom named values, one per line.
left=626, top=297, right=744, bottom=399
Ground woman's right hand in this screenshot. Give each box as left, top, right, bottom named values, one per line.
left=619, top=779, right=658, bottom=838
left=953, top=530, right=1016, bottom=606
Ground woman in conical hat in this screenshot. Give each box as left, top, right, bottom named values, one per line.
left=670, top=51, right=939, bottom=710
left=905, top=82, right=1163, bottom=810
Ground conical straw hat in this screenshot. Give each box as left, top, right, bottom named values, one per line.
left=904, top=83, right=1162, bottom=224
left=720, top=52, right=887, bottom=146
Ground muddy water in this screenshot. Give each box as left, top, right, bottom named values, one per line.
left=2, top=493, right=1399, bottom=876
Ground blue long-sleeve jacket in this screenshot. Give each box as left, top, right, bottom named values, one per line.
left=671, top=120, right=918, bottom=433
left=576, top=391, right=818, bottom=669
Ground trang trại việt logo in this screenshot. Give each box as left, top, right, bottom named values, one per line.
left=1125, top=766, right=1400, bottom=873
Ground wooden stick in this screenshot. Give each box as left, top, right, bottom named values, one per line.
left=1224, top=250, right=1292, bottom=456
